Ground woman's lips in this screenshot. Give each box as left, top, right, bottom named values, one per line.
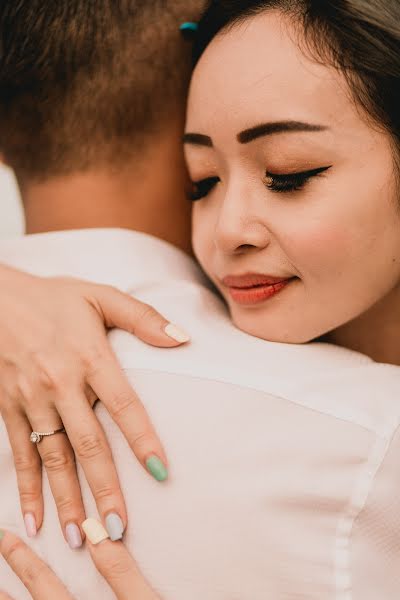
left=222, top=274, right=294, bottom=306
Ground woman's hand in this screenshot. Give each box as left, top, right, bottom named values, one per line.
left=0, top=263, right=189, bottom=547
left=0, top=524, right=160, bottom=599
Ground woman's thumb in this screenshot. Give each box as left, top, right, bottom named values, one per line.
left=89, top=285, right=190, bottom=348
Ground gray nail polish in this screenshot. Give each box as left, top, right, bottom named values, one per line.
left=105, top=513, right=124, bottom=541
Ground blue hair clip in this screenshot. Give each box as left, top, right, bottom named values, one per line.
left=180, top=22, right=199, bottom=34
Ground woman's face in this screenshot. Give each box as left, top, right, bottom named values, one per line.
left=184, top=11, right=400, bottom=343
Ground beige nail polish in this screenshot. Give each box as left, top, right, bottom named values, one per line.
left=82, top=518, right=109, bottom=545
left=164, top=323, right=190, bottom=343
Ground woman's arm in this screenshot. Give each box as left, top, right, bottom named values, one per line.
left=0, top=262, right=189, bottom=546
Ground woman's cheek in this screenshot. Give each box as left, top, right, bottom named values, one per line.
left=283, top=222, right=355, bottom=278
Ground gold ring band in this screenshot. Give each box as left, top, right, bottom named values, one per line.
left=30, top=427, right=66, bottom=444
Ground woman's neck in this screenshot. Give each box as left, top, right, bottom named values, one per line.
left=324, top=283, right=400, bottom=365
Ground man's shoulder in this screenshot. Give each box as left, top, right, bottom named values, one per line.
left=111, top=276, right=400, bottom=435
left=0, top=227, right=206, bottom=290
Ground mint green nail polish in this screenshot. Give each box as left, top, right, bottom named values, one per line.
left=0, top=529, right=5, bottom=541
left=146, top=456, right=168, bottom=482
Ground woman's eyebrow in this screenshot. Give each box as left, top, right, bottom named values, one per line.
left=183, top=121, right=327, bottom=147
left=238, top=121, right=328, bottom=144
left=183, top=133, right=213, bottom=147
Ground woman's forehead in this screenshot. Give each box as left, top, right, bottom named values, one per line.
left=187, top=12, right=357, bottom=137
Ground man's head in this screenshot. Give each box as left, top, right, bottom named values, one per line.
left=0, top=0, right=204, bottom=183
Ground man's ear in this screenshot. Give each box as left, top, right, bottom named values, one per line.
left=0, top=152, right=9, bottom=167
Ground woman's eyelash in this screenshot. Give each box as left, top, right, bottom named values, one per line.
left=264, top=166, right=331, bottom=193
left=189, top=166, right=331, bottom=202
left=189, top=176, right=220, bottom=201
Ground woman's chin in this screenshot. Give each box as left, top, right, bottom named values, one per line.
left=230, top=311, right=320, bottom=345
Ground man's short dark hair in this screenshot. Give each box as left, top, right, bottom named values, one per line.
left=0, top=0, right=204, bottom=181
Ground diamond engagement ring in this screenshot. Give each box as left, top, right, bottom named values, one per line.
left=30, top=428, right=66, bottom=444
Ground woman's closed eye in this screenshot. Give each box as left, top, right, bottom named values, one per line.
left=189, top=176, right=220, bottom=201
left=189, top=165, right=331, bottom=201
left=264, top=165, right=332, bottom=193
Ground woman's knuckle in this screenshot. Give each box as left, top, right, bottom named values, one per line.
left=14, top=375, right=34, bottom=404
left=20, top=561, right=48, bottom=587
left=131, top=431, right=153, bottom=453
left=36, top=366, right=65, bottom=391
left=94, top=483, right=117, bottom=501
left=83, top=346, right=110, bottom=377
left=109, top=391, right=137, bottom=417
left=42, top=449, right=74, bottom=472
left=31, top=354, right=69, bottom=391
left=75, top=433, right=105, bottom=460
left=137, top=303, right=158, bottom=323
left=3, top=375, right=33, bottom=406
left=3, top=538, right=25, bottom=563
left=103, top=556, right=132, bottom=579
left=13, top=453, right=38, bottom=472
left=19, top=489, right=41, bottom=504
left=53, top=495, right=75, bottom=513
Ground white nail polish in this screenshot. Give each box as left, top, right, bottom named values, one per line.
left=82, top=518, right=109, bottom=545
left=164, top=323, right=190, bottom=343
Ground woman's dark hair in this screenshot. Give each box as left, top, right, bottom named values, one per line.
left=193, top=1, right=400, bottom=153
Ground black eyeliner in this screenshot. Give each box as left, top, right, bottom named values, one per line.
left=265, top=165, right=332, bottom=193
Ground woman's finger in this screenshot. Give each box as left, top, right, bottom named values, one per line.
left=32, top=428, right=86, bottom=550
left=0, top=530, right=74, bottom=600
left=2, top=411, right=43, bottom=538
left=84, top=382, right=98, bottom=408
left=87, top=350, right=168, bottom=482
left=83, top=519, right=159, bottom=600
left=87, top=284, right=190, bottom=347
left=84, top=287, right=189, bottom=481
left=56, top=395, right=128, bottom=541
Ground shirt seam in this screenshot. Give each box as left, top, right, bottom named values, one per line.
left=333, top=421, right=400, bottom=599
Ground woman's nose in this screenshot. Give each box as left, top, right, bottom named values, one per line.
left=214, top=189, right=271, bottom=255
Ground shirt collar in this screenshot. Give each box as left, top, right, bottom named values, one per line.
left=0, top=228, right=205, bottom=291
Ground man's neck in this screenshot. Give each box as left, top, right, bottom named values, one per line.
left=19, top=128, right=192, bottom=255
left=324, top=283, right=400, bottom=366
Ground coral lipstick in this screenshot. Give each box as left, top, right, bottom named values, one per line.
left=222, top=273, right=293, bottom=306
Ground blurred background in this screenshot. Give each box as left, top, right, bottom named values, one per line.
left=0, top=165, right=25, bottom=239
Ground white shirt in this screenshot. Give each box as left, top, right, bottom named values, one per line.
left=1, top=228, right=400, bottom=600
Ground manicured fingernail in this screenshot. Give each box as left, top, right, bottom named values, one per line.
left=82, top=518, right=109, bottom=545
left=0, top=529, right=5, bottom=541
left=146, top=455, right=168, bottom=482
left=105, top=513, right=124, bottom=542
left=24, top=513, right=37, bottom=538
left=65, top=522, right=83, bottom=550
left=164, top=323, right=190, bottom=344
